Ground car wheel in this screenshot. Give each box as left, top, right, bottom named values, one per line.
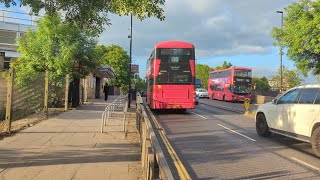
left=256, top=113, right=271, bottom=137
left=311, top=127, right=320, bottom=157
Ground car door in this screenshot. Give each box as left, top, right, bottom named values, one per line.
left=291, top=88, right=320, bottom=137
left=275, top=89, right=301, bottom=132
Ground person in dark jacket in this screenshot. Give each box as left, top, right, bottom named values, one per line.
left=103, top=83, right=109, bottom=101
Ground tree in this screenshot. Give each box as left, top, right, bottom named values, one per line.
left=272, top=0, right=320, bottom=76
left=98, top=45, right=130, bottom=93
left=271, top=66, right=302, bottom=90
left=253, top=77, right=271, bottom=91
left=133, top=76, right=146, bottom=93
left=0, top=0, right=165, bottom=34
left=215, top=61, right=233, bottom=70
left=12, top=14, right=99, bottom=84
left=196, top=64, right=211, bottom=89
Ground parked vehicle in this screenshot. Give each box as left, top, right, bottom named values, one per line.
left=196, top=88, right=209, bottom=99
left=255, top=84, right=320, bottom=157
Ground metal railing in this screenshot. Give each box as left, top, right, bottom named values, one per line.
left=101, top=95, right=128, bottom=133
left=136, top=94, right=174, bottom=180
left=0, top=9, right=39, bottom=26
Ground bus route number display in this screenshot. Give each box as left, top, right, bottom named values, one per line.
left=170, top=57, right=179, bottom=63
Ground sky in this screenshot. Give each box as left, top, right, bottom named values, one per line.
left=1, top=0, right=318, bottom=83
left=97, top=0, right=318, bottom=83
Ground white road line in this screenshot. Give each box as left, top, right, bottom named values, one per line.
left=291, top=157, right=320, bottom=171
left=190, top=112, right=207, bottom=119
left=218, top=124, right=256, bottom=142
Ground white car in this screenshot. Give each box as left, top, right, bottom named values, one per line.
left=255, top=84, right=320, bottom=157
left=196, top=88, right=209, bottom=99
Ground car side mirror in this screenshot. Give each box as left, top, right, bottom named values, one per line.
left=272, top=99, right=277, bottom=105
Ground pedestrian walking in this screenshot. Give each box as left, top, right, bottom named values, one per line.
left=103, top=83, right=109, bottom=101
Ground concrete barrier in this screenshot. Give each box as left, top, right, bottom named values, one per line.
left=255, top=95, right=274, bottom=104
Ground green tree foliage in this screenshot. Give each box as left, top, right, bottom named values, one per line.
left=0, top=0, right=165, bottom=34
left=253, top=76, right=271, bottom=91
left=133, top=76, right=146, bottom=93
left=12, top=14, right=99, bottom=84
left=271, top=66, right=302, bottom=90
left=196, top=64, right=211, bottom=89
left=272, top=0, right=320, bottom=76
left=97, top=45, right=130, bottom=92
left=215, top=61, right=233, bottom=70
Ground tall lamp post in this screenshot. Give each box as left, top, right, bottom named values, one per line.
left=128, top=14, right=133, bottom=108
left=276, top=10, right=283, bottom=92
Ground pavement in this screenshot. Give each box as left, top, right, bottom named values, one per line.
left=0, top=96, right=142, bottom=180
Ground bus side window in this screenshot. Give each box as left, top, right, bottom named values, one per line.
left=216, top=84, right=221, bottom=91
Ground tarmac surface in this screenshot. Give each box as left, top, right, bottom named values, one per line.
left=0, top=96, right=141, bottom=180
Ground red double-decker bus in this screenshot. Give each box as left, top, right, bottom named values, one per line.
left=146, top=40, right=196, bottom=110
left=208, top=67, right=252, bottom=102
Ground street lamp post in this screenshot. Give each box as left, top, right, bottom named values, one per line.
left=276, top=10, right=283, bottom=92
left=128, top=14, right=132, bottom=108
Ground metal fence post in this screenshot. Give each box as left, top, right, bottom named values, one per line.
left=44, top=71, right=49, bottom=119
left=64, top=74, right=69, bottom=111
left=4, top=68, right=14, bottom=132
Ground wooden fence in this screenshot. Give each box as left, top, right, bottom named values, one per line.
left=0, top=68, right=70, bottom=132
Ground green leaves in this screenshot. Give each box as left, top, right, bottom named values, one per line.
left=0, top=0, right=165, bottom=34
left=97, top=45, right=130, bottom=91
left=272, top=0, right=320, bottom=76
left=196, top=64, right=211, bottom=89
left=271, top=66, right=302, bottom=90
left=110, top=0, right=165, bottom=21
left=12, top=14, right=99, bottom=84
left=253, top=77, right=271, bottom=91
left=215, top=61, right=233, bottom=70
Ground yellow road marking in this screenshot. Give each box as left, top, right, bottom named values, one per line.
left=146, top=106, right=191, bottom=180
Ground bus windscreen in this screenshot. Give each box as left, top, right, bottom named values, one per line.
left=156, top=48, right=194, bottom=84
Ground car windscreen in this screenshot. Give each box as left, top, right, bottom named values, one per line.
left=155, top=48, right=194, bottom=84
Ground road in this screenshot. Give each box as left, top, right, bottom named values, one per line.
left=152, top=101, right=320, bottom=179
left=199, top=98, right=259, bottom=113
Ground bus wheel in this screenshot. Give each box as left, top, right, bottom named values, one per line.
left=223, top=95, right=226, bottom=101
left=212, top=94, right=214, bottom=100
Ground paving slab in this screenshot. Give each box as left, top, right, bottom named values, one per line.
left=0, top=96, right=142, bottom=180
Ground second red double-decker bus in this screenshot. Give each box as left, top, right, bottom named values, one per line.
left=208, top=67, right=252, bottom=102
left=146, top=40, right=196, bottom=110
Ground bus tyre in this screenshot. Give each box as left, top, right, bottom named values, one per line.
left=223, top=95, right=226, bottom=101
left=311, top=127, right=320, bottom=157
left=212, top=94, right=214, bottom=100
left=256, top=113, right=271, bottom=137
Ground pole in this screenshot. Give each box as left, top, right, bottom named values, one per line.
left=280, top=12, right=283, bottom=92
left=277, top=11, right=284, bottom=92
left=44, top=70, right=49, bottom=119
left=128, top=14, right=132, bottom=108
left=5, top=68, right=14, bottom=132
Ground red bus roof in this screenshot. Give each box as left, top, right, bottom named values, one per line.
left=209, top=66, right=252, bottom=74
left=155, top=40, right=194, bottom=49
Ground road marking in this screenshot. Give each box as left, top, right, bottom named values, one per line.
left=218, top=124, right=256, bottom=142
left=146, top=106, right=191, bottom=179
left=190, top=112, right=207, bottom=119
left=291, top=157, right=320, bottom=171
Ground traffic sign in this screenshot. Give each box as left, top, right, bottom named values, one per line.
left=0, top=52, right=5, bottom=57
left=244, top=98, right=250, bottom=111
left=131, top=64, right=139, bottom=73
